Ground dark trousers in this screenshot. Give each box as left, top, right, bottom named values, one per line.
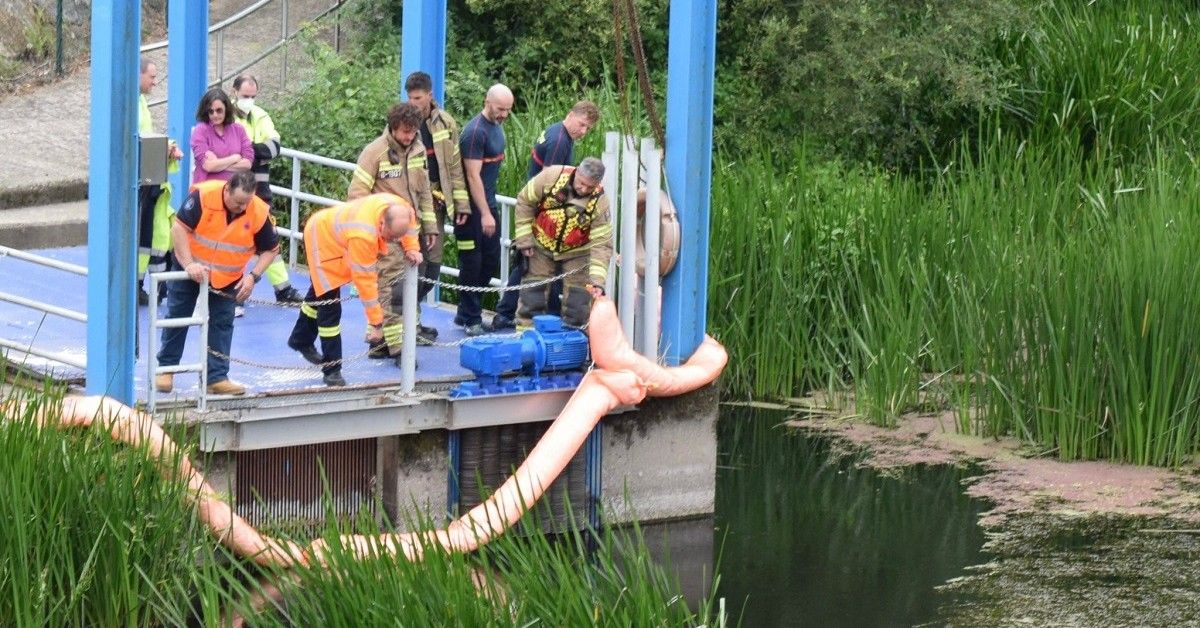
left=495, top=263, right=561, bottom=319
left=289, top=286, right=343, bottom=375
left=454, top=206, right=501, bottom=325
left=157, top=276, right=238, bottom=383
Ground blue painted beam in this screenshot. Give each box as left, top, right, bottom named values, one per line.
left=661, top=0, right=716, bottom=365
left=86, top=0, right=141, bottom=402
left=167, top=0, right=208, bottom=207
left=400, top=0, right=448, bottom=103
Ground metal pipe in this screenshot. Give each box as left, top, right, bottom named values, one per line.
left=148, top=273, right=161, bottom=412
left=618, top=136, right=639, bottom=339
left=289, top=156, right=301, bottom=269
left=401, top=261, right=418, bottom=394
left=215, top=31, right=224, bottom=86
left=0, top=245, right=88, bottom=275
left=281, top=0, right=290, bottom=90
left=0, top=338, right=86, bottom=370
left=198, top=274, right=209, bottom=412
left=640, top=140, right=662, bottom=359
left=602, top=132, right=619, bottom=300
left=55, top=0, right=64, bottom=76
left=499, top=195, right=511, bottom=289
left=279, top=147, right=355, bottom=170
left=0, top=291, right=87, bottom=322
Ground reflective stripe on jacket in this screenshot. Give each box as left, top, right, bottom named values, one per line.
left=188, top=180, right=270, bottom=290
left=513, top=165, right=613, bottom=284
left=426, top=105, right=471, bottom=218
left=304, top=193, right=419, bottom=325
left=348, top=131, right=436, bottom=234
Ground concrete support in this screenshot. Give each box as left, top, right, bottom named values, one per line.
left=166, top=0, right=208, bottom=208
left=600, top=384, right=718, bottom=524
left=380, top=431, right=451, bottom=531
left=662, top=0, right=717, bottom=365
left=85, top=0, right=140, bottom=402
left=400, top=0, right=447, bottom=103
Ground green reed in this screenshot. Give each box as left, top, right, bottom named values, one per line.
left=1, top=384, right=712, bottom=625
left=710, top=132, right=1200, bottom=465
left=0, top=387, right=239, bottom=626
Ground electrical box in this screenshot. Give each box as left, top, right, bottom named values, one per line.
left=139, top=134, right=169, bottom=186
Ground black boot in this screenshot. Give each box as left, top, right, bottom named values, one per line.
left=275, top=285, right=303, bottom=303
left=368, top=341, right=390, bottom=359
left=323, top=370, right=347, bottom=386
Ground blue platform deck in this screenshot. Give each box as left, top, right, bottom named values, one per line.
left=0, top=246, right=482, bottom=404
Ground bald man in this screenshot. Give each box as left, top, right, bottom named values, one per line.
left=453, top=83, right=513, bottom=337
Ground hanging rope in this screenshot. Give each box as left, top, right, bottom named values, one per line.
left=622, top=0, right=665, bottom=148
left=611, top=0, right=635, bottom=140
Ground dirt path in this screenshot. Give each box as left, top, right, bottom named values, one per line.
left=0, top=0, right=344, bottom=206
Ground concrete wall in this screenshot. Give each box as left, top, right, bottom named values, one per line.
left=379, top=430, right=450, bottom=531
left=600, top=384, right=719, bottom=524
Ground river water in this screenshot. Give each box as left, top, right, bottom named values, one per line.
left=703, top=407, right=990, bottom=626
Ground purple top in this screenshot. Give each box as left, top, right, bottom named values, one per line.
left=190, top=121, right=254, bottom=184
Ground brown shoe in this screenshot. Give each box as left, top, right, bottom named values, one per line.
left=155, top=373, right=173, bottom=393
left=206, top=380, right=247, bottom=396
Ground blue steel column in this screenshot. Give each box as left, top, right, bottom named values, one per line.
left=167, top=0, right=208, bottom=207
left=85, top=1, right=141, bottom=402
left=661, top=0, right=717, bottom=365
left=400, top=0, right=447, bottom=103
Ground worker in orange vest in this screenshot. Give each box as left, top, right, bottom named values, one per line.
left=155, top=172, right=279, bottom=396
left=287, top=194, right=422, bottom=386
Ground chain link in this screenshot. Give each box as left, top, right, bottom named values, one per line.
left=207, top=347, right=370, bottom=371
left=208, top=258, right=589, bottom=306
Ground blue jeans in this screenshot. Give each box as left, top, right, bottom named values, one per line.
left=156, top=276, right=238, bottom=383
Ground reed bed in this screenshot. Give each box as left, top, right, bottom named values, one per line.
left=710, top=136, right=1200, bottom=465
left=0, top=386, right=711, bottom=625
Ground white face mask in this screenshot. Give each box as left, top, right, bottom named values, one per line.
left=237, top=97, right=255, bottom=113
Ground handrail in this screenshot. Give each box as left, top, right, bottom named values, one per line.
left=147, top=271, right=210, bottom=413
left=144, top=0, right=347, bottom=107
left=0, top=245, right=88, bottom=276
left=0, top=245, right=89, bottom=371
left=140, top=0, right=275, bottom=53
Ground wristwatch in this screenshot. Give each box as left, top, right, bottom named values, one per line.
left=250, top=271, right=262, bottom=283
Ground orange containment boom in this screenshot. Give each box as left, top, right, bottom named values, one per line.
left=5, top=296, right=727, bottom=567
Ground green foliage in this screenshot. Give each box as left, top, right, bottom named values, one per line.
left=717, top=0, right=1027, bottom=168
left=0, top=388, right=235, bottom=625
left=20, top=5, right=54, bottom=62
left=997, top=0, right=1200, bottom=163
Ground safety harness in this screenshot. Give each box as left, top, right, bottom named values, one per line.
left=533, top=168, right=603, bottom=254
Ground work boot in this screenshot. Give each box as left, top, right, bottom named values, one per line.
left=417, top=324, right=438, bottom=346
left=486, top=314, right=515, bottom=331
left=138, top=288, right=150, bottom=306
left=464, top=323, right=486, bottom=337
left=392, top=354, right=419, bottom=370
left=367, top=341, right=390, bottom=359
left=154, top=373, right=173, bottom=393
left=288, top=340, right=323, bottom=366
left=207, top=380, right=247, bottom=396
left=275, top=286, right=303, bottom=304
left=453, top=314, right=468, bottom=327
left=323, top=371, right=347, bottom=387
left=234, top=305, right=245, bottom=318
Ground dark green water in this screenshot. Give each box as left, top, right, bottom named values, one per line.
left=713, top=408, right=989, bottom=627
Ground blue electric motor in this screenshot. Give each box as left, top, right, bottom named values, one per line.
left=450, top=315, right=590, bottom=397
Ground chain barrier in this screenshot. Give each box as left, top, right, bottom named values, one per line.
left=208, top=346, right=370, bottom=372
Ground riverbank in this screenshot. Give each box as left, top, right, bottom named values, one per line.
left=761, top=398, right=1200, bottom=626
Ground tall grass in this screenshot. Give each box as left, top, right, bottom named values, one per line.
left=0, top=387, right=239, bottom=626
left=710, top=133, right=1200, bottom=465
left=1, top=385, right=713, bottom=624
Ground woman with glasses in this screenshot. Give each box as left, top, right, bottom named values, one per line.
left=190, top=87, right=253, bottom=185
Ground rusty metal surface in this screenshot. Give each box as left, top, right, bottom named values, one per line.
left=235, top=438, right=376, bottom=528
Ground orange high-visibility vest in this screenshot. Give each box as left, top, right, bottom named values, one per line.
left=304, top=193, right=419, bottom=325
left=188, top=180, right=270, bottom=289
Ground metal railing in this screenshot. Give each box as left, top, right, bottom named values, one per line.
left=146, top=271, right=210, bottom=413
left=0, top=245, right=88, bottom=370
left=142, top=0, right=347, bottom=107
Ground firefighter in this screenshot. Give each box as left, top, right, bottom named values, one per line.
left=155, top=172, right=279, bottom=396
left=287, top=194, right=422, bottom=387
left=404, top=71, right=473, bottom=341
left=348, top=102, right=436, bottom=362
left=512, top=157, right=611, bottom=328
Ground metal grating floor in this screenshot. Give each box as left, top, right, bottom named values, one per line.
left=0, top=246, right=483, bottom=402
